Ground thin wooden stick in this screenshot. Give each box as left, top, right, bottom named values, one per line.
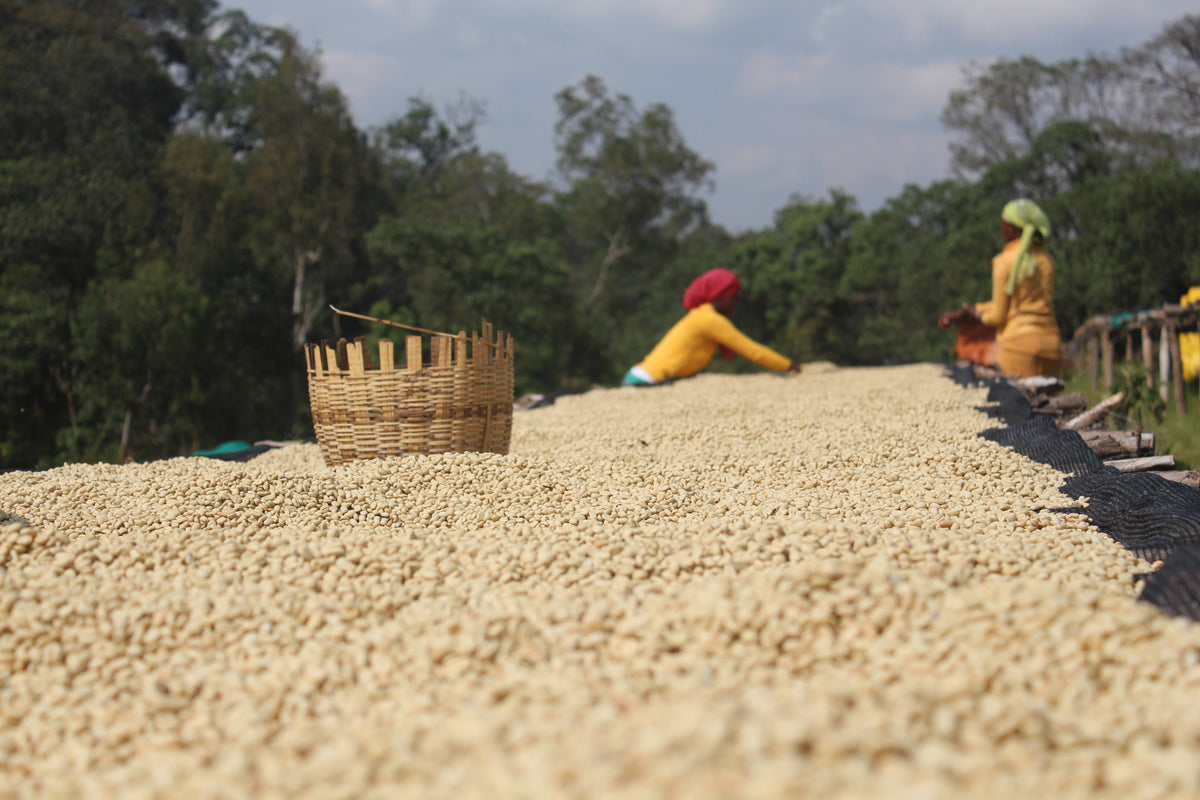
left=329, top=306, right=503, bottom=350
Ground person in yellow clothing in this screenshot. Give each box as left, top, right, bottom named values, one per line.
left=940, top=199, right=1063, bottom=378
left=622, top=268, right=801, bottom=386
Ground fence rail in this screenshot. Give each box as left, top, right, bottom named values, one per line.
left=1067, top=304, right=1200, bottom=415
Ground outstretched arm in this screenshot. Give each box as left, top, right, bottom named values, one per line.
left=703, top=312, right=793, bottom=372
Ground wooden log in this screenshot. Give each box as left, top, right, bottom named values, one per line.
left=1041, top=392, right=1087, bottom=413
left=1156, top=470, right=1200, bottom=489
left=1014, top=375, right=1063, bottom=394
left=1103, top=455, right=1176, bottom=472
left=1063, top=392, right=1124, bottom=431
left=1078, top=430, right=1156, bottom=459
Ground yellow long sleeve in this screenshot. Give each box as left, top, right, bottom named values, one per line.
left=636, top=304, right=792, bottom=381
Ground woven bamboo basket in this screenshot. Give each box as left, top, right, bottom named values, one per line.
left=305, top=316, right=513, bottom=466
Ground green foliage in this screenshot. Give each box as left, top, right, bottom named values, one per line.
left=1109, top=362, right=1167, bottom=429
left=552, top=74, right=715, bottom=327
left=363, top=220, right=576, bottom=395
left=71, top=258, right=206, bottom=461
left=730, top=190, right=863, bottom=364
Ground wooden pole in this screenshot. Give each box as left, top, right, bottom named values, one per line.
left=1142, top=323, right=1154, bottom=376
left=1100, top=326, right=1113, bottom=391
left=1088, top=332, right=1100, bottom=393
left=1169, top=321, right=1186, bottom=414
left=1160, top=323, right=1171, bottom=404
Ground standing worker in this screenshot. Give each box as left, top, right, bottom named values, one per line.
left=940, top=199, right=1063, bottom=378
left=622, top=268, right=802, bottom=386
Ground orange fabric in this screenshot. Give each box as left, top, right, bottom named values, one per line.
left=952, top=317, right=998, bottom=367
left=637, top=303, right=792, bottom=381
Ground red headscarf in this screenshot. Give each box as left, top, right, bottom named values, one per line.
left=682, top=268, right=741, bottom=359
left=682, top=268, right=741, bottom=310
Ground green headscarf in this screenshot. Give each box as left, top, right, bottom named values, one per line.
left=1001, top=198, right=1051, bottom=295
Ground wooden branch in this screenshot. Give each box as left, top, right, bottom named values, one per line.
left=1078, top=430, right=1156, bottom=459
left=327, top=307, right=504, bottom=350
left=1062, top=392, right=1124, bottom=431
left=587, top=229, right=631, bottom=307
left=1103, top=455, right=1176, bottom=473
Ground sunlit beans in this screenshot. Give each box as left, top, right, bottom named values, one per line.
left=2, top=363, right=1199, bottom=798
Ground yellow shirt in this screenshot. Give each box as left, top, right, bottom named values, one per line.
left=975, top=239, right=1061, bottom=356
left=637, top=303, right=792, bottom=381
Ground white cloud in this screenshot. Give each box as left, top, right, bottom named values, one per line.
left=319, top=49, right=402, bottom=122
left=721, top=145, right=778, bottom=179
left=824, top=0, right=1198, bottom=55
left=362, top=0, right=437, bottom=20
left=871, top=60, right=964, bottom=120
left=737, top=50, right=830, bottom=98
left=509, top=0, right=731, bottom=33
left=736, top=48, right=961, bottom=124
left=233, top=0, right=1198, bottom=230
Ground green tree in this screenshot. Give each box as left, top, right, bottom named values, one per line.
left=553, top=75, right=715, bottom=310
left=157, top=131, right=295, bottom=448
left=1125, top=14, right=1200, bottom=165
left=839, top=180, right=998, bottom=365
left=70, top=258, right=205, bottom=462
left=0, top=0, right=183, bottom=467
left=731, top=190, right=863, bottom=364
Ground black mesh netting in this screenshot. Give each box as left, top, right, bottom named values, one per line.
left=975, top=380, right=1033, bottom=425
left=1007, top=430, right=1112, bottom=477
left=1056, top=471, right=1200, bottom=564
left=962, top=374, right=1200, bottom=620
left=1061, top=471, right=1200, bottom=516
left=981, top=417, right=1111, bottom=477
left=945, top=363, right=982, bottom=388
left=1137, top=545, right=1200, bottom=619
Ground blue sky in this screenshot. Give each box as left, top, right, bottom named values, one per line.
left=228, top=0, right=1196, bottom=232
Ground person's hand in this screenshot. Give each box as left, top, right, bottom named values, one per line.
left=939, top=304, right=977, bottom=330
